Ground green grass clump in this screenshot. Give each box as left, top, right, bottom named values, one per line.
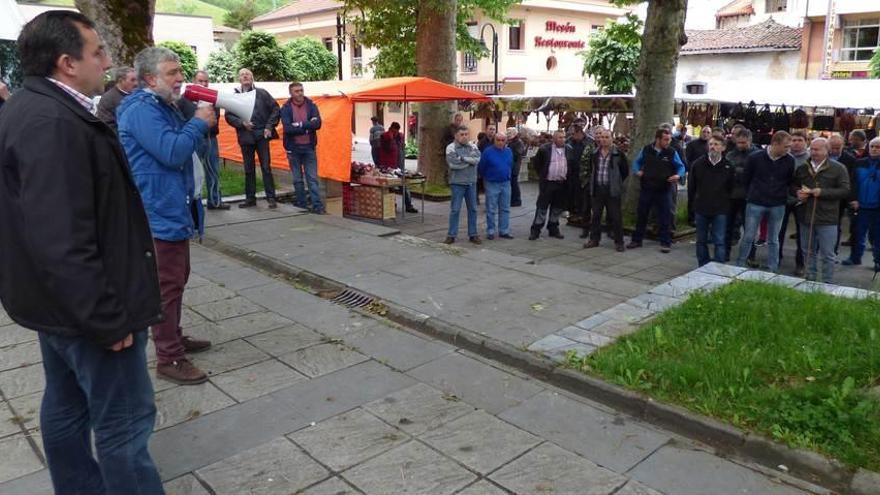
left=211, top=164, right=264, bottom=197
left=567, top=281, right=880, bottom=470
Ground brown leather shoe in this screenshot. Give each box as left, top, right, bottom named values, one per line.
left=626, top=241, right=642, bottom=249
left=267, top=199, right=278, bottom=209
left=156, top=359, right=208, bottom=385
left=182, top=336, right=211, bottom=354
left=443, top=236, right=455, bottom=244
left=615, top=243, right=625, bottom=252
left=469, top=236, right=482, bottom=245
left=583, top=240, right=599, bottom=249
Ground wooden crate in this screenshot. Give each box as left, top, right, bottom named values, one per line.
left=343, top=183, right=395, bottom=220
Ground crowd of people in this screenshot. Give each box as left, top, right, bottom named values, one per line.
left=440, top=113, right=879, bottom=285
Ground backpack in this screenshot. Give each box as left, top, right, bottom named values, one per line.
left=791, top=107, right=809, bottom=129
left=773, top=105, right=790, bottom=131
left=743, top=101, right=759, bottom=131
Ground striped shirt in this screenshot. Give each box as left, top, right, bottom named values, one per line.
left=47, top=78, right=94, bottom=112
left=596, top=149, right=611, bottom=185
left=548, top=145, right=567, bottom=181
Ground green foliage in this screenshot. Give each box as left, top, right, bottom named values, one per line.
left=341, top=0, right=519, bottom=77
left=284, top=37, right=338, bottom=82
left=157, top=41, right=199, bottom=80
left=223, top=0, right=259, bottom=30
left=871, top=47, right=880, bottom=79
left=579, top=13, right=642, bottom=94
left=569, top=281, right=880, bottom=470
left=236, top=31, right=290, bottom=81
left=204, top=48, right=239, bottom=83
left=0, top=41, right=22, bottom=90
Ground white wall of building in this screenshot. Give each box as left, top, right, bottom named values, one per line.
left=676, top=50, right=801, bottom=90
left=17, top=3, right=216, bottom=68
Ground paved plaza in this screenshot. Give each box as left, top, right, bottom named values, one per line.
left=0, top=196, right=851, bottom=494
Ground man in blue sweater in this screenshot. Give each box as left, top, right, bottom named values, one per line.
left=843, top=137, right=880, bottom=270
left=118, top=47, right=215, bottom=385
left=735, top=131, right=794, bottom=272
left=479, top=133, right=514, bottom=239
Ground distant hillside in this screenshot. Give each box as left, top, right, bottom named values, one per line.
left=23, top=0, right=284, bottom=26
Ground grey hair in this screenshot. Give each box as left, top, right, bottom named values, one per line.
left=870, top=137, right=880, bottom=147
left=811, top=137, right=830, bottom=150
left=194, top=69, right=209, bottom=80
left=134, top=47, right=179, bottom=86
left=113, top=66, right=134, bottom=83
left=828, top=134, right=845, bottom=144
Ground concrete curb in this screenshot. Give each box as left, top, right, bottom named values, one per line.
left=203, top=235, right=876, bottom=495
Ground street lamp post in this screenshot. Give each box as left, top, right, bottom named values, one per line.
left=335, top=14, right=346, bottom=81
left=479, top=23, right=499, bottom=96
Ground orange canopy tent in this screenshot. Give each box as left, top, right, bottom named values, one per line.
left=217, top=77, right=491, bottom=183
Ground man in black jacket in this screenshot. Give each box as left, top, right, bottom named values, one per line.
left=685, top=127, right=712, bottom=224
left=226, top=68, right=281, bottom=208
left=689, top=137, right=734, bottom=266
left=0, top=11, right=163, bottom=493
left=95, top=66, right=136, bottom=131
left=530, top=130, right=570, bottom=240
left=583, top=128, right=628, bottom=251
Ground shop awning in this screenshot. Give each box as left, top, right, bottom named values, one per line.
left=218, top=77, right=489, bottom=182
left=475, top=94, right=635, bottom=114
left=675, top=79, right=880, bottom=110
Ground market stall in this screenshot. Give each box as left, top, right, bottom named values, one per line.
left=216, top=77, right=489, bottom=220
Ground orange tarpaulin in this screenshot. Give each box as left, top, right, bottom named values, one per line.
left=217, top=77, right=489, bottom=183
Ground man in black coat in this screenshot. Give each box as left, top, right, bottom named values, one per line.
left=95, top=65, right=136, bottom=131
left=688, top=137, right=735, bottom=266
left=583, top=128, right=629, bottom=251
left=0, top=11, right=163, bottom=493
left=225, top=67, right=281, bottom=208
left=530, top=130, right=570, bottom=240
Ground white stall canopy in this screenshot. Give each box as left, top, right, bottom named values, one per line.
left=0, top=0, right=25, bottom=41
left=676, top=79, right=880, bottom=110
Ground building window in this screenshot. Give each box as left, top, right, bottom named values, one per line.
left=591, top=25, right=603, bottom=36
left=508, top=21, right=523, bottom=51
left=462, top=21, right=479, bottom=73
left=351, top=37, right=363, bottom=78
left=546, top=56, right=557, bottom=71
left=841, top=18, right=880, bottom=62
left=765, top=0, right=787, bottom=12
left=190, top=45, right=198, bottom=54
left=322, top=37, right=333, bottom=51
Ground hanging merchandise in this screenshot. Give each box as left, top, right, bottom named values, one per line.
left=812, top=112, right=835, bottom=131
left=743, top=101, right=759, bottom=131
left=506, top=113, right=516, bottom=129
left=730, top=102, right=745, bottom=121
left=839, top=109, right=856, bottom=137
left=791, top=107, right=809, bottom=129
left=757, top=104, right=774, bottom=132
left=773, top=105, right=790, bottom=132
left=719, top=103, right=736, bottom=119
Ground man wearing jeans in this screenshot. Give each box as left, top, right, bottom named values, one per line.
left=445, top=126, right=482, bottom=244
left=736, top=131, right=795, bottom=272
left=688, top=137, right=734, bottom=266
left=0, top=12, right=164, bottom=492
left=843, top=138, right=880, bottom=270
left=794, top=138, right=850, bottom=283
left=479, top=133, right=514, bottom=239
left=281, top=81, right=324, bottom=213
left=226, top=68, right=280, bottom=209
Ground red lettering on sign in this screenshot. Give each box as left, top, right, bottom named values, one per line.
left=534, top=36, right=585, bottom=49
left=544, top=20, right=576, bottom=33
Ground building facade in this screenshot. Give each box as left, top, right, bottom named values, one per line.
left=16, top=2, right=217, bottom=68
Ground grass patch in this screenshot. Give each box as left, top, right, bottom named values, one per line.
left=565, top=281, right=880, bottom=470
left=213, top=164, right=263, bottom=198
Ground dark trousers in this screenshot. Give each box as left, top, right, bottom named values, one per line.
left=633, top=187, right=673, bottom=245
left=510, top=160, right=522, bottom=206
left=778, top=204, right=804, bottom=267
left=39, top=331, right=163, bottom=494
left=850, top=208, right=880, bottom=264
left=695, top=213, right=727, bottom=266
left=532, top=180, right=567, bottom=235
left=241, top=139, right=276, bottom=201
left=153, top=239, right=190, bottom=365
left=726, top=198, right=747, bottom=249
left=589, top=186, right=623, bottom=244
left=370, top=145, right=380, bottom=165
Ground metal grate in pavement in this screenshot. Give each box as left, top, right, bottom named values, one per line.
left=330, top=288, right=375, bottom=309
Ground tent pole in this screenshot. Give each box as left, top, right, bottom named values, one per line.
left=402, top=86, right=408, bottom=220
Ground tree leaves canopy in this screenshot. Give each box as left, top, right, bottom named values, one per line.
left=223, top=0, right=259, bottom=30
left=236, top=30, right=291, bottom=81
left=158, top=41, right=199, bottom=80
left=285, top=37, right=339, bottom=81
left=340, top=0, right=520, bottom=77
left=205, top=48, right=238, bottom=82
left=871, top=48, right=880, bottom=79
left=579, top=13, right=642, bottom=94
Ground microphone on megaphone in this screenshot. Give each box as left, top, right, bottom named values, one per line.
left=183, top=84, right=256, bottom=122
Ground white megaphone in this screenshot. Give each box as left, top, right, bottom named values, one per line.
left=183, top=84, right=256, bottom=122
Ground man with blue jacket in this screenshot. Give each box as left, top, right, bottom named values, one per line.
left=118, top=46, right=215, bottom=385
left=843, top=137, right=880, bottom=270
left=478, top=133, right=514, bottom=239
left=280, top=81, right=324, bottom=213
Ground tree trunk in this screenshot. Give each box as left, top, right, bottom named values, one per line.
left=74, top=0, right=155, bottom=67
left=415, top=0, right=457, bottom=186
left=623, top=0, right=688, bottom=215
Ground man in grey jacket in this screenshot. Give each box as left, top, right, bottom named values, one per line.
left=445, top=126, right=482, bottom=244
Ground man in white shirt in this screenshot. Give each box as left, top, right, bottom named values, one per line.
left=530, top=130, right=571, bottom=240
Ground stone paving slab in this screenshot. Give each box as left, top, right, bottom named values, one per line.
left=363, top=383, right=475, bottom=436
left=196, top=437, right=329, bottom=494
left=407, top=353, right=545, bottom=415
left=209, top=359, right=307, bottom=403
left=300, top=476, right=360, bottom=495
left=190, top=295, right=264, bottom=321
left=278, top=343, right=369, bottom=378
left=190, top=339, right=270, bottom=376
left=342, top=440, right=476, bottom=495
left=0, top=364, right=45, bottom=400
left=288, top=407, right=409, bottom=471
left=629, top=444, right=807, bottom=495
left=0, top=324, right=37, bottom=349
left=154, top=382, right=236, bottom=430
left=0, top=341, right=41, bottom=372
left=499, top=390, right=670, bottom=473
left=489, top=442, right=628, bottom=495
left=0, top=400, right=22, bottom=439
left=211, top=311, right=295, bottom=339
left=0, top=434, right=43, bottom=483
left=456, top=480, right=510, bottom=495
left=343, top=323, right=454, bottom=372
left=163, top=474, right=211, bottom=495
left=6, top=391, right=41, bottom=433
left=244, top=324, right=326, bottom=357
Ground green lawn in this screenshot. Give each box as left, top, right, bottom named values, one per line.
left=214, top=164, right=262, bottom=197
left=566, top=281, right=880, bottom=470
left=33, top=0, right=229, bottom=24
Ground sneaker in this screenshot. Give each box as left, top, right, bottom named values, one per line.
left=615, top=243, right=625, bottom=252
left=625, top=241, right=642, bottom=249
left=528, top=232, right=539, bottom=241
left=469, top=236, right=482, bottom=245
left=746, top=258, right=760, bottom=268
left=207, top=203, right=231, bottom=211
left=841, top=258, right=860, bottom=266
left=486, top=234, right=495, bottom=240
left=181, top=336, right=212, bottom=354
left=156, top=359, right=208, bottom=385
left=267, top=199, right=278, bottom=209
left=443, top=237, right=455, bottom=244
left=499, top=233, right=514, bottom=239
left=549, top=231, right=565, bottom=240
left=755, top=239, right=767, bottom=247
left=238, top=200, right=257, bottom=209
left=583, top=240, right=599, bottom=249
left=510, top=202, right=522, bottom=207
left=660, top=244, right=671, bottom=253
left=311, top=209, right=327, bottom=215
left=405, top=206, right=419, bottom=213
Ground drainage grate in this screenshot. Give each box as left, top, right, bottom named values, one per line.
left=330, top=289, right=375, bottom=309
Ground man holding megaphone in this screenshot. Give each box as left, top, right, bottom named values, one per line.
left=225, top=68, right=281, bottom=209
